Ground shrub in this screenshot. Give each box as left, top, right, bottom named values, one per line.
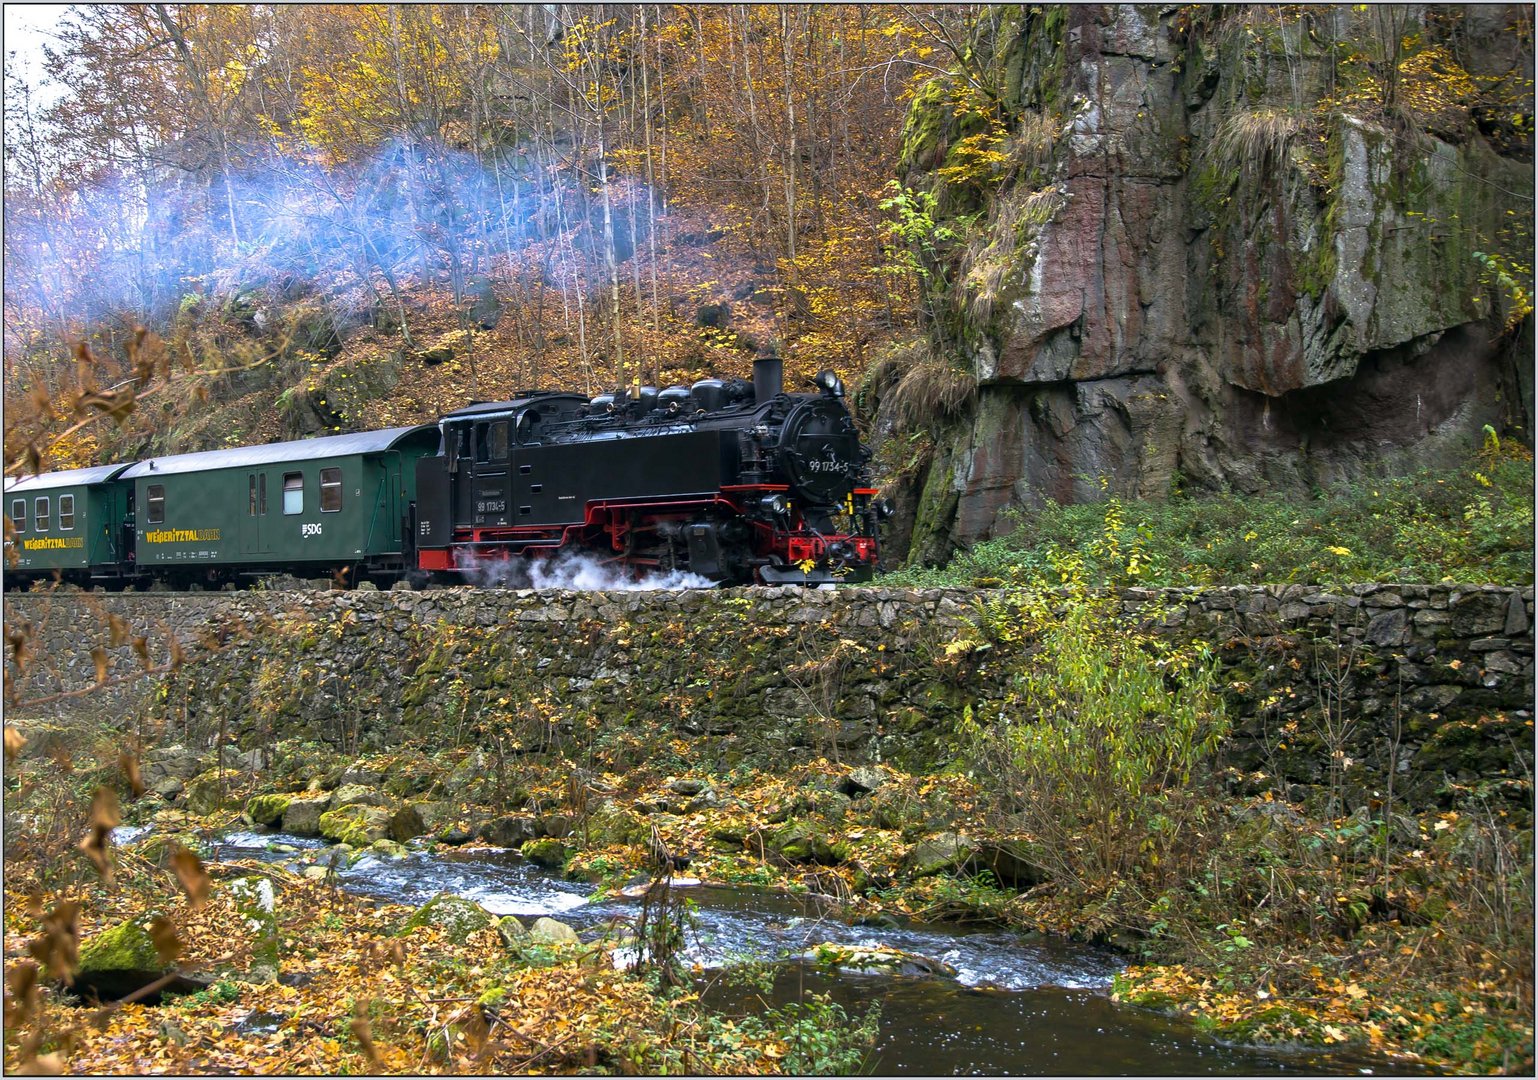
left=958, top=502, right=1229, bottom=893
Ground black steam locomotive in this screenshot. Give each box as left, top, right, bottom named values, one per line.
left=4, top=355, right=887, bottom=588
left=415, top=354, right=886, bottom=585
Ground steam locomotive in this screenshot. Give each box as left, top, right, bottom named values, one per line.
left=4, top=355, right=888, bottom=589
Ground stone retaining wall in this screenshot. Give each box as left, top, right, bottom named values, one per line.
left=5, top=583, right=1532, bottom=808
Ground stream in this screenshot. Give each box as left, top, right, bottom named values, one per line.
left=144, top=828, right=1416, bottom=1075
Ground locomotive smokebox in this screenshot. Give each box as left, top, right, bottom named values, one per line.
left=753, top=350, right=784, bottom=404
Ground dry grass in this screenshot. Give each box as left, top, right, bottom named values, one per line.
left=1207, top=108, right=1306, bottom=175
left=885, top=341, right=976, bottom=428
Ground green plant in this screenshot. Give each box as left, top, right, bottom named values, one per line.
left=718, top=993, right=880, bottom=1075
left=884, top=449, right=1535, bottom=589
left=958, top=501, right=1229, bottom=893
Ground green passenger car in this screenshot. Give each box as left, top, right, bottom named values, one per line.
left=118, top=425, right=440, bottom=585
left=4, top=464, right=135, bottom=584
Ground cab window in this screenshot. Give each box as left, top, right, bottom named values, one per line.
left=147, top=485, right=165, bottom=524
left=320, top=468, right=342, bottom=513
left=283, top=473, right=303, bottom=515
left=35, top=496, right=50, bottom=532
left=488, top=421, right=509, bottom=461
left=59, top=494, right=75, bottom=530
left=10, top=499, right=24, bottom=532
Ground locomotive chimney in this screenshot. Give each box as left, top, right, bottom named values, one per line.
left=753, top=345, right=784, bottom=404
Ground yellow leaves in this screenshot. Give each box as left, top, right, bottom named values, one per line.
left=170, top=845, right=210, bottom=909
left=3, top=726, right=26, bottom=764
left=147, top=916, right=183, bottom=966
left=79, top=787, right=120, bottom=883
left=28, top=900, right=81, bottom=985
left=1325, top=545, right=1352, bottom=557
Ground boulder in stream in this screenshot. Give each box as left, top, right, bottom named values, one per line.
left=520, top=838, right=571, bottom=870
left=771, top=822, right=845, bottom=865
left=397, top=893, right=496, bottom=945
left=839, top=766, right=889, bottom=798
left=244, top=793, right=294, bottom=828
left=228, top=877, right=280, bottom=983
left=809, top=942, right=958, bottom=979
left=328, top=783, right=390, bottom=811
left=282, top=794, right=330, bottom=835
left=496, top=916, right=531, bottom=950
left=318, top=804, right=391, bottom=846
left=906, top=831, right=976, bottom=877
left=973, top=840, right=1048, bottom=890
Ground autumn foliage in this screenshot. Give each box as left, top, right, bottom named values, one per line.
left=2, top=3, right=989, bottom=474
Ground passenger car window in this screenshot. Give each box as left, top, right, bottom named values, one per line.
left=283, top=473, right=303, bottom=515
left=320, top=468, right=342, bottom=513
left=249, top=475, right=257, bottom=516
left=35, top=496, right=50, bottom=531
left=10, top=499, right=24, bottom=531
left=59, top=494, right=75, bottom=530
left=147, top=485, right=165, bottom=524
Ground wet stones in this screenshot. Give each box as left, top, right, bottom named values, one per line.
left=281, top=795, right=330, bottom=835
left=397, top=893, right=496, bottom=946
left=906, top=832, right=977, bottom=877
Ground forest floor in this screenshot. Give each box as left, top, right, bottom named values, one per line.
left=3, top=729, right=1532, bottom=1075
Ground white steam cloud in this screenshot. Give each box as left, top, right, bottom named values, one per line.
left=460, top=550, right=715, bottom=592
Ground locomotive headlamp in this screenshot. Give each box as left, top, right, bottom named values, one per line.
left=811, top=369, right=845, bottom=398
left=760, top=493, right=789, bottom=516
left=874, top=497, right=895, bottom=521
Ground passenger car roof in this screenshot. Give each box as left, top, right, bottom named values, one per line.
left=118, top=425, right=438, bottom=478
left=5, top=463, right=134, bottom=491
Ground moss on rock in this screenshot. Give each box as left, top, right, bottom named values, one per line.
left=244, top=793, right=294, bottom=827
left=521, top=838, right=571, bottom=870
left=318, top=804, right=391, bottom=846
left=396, top=893, right=496, bottom=945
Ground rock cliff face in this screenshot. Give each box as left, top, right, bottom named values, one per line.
left=880, top=5, right=1533, bottom=564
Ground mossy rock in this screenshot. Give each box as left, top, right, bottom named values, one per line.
left=244, top=794, right=294, bottom=828
left=906, top=831, right=976, bottom=877
left=281, top=794, right=330, bottom=835
left=520, top=838, right=571, bottom=870
left=527, top=917, right=579, bottom=945
left=136, top=835, right=207, bottom=869
left=396, top=893, right=496, bottom=946
left=328, top=783, right=390, bottom=810
left=585, top=804, right=647, bottom=846
left=182, top=770, right=231, bottom=816
left=496, top=916, right=531, bottom=951
left=809, top=942, right=957, bottom=978
left=76, top=919, right=170, bottom=1000
left=772, top=823, right=845, bottom=865
left=318, top=804, right=391, bottom=846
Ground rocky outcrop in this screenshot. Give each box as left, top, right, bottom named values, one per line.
left=881, top=5, right=1533, bottom=562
